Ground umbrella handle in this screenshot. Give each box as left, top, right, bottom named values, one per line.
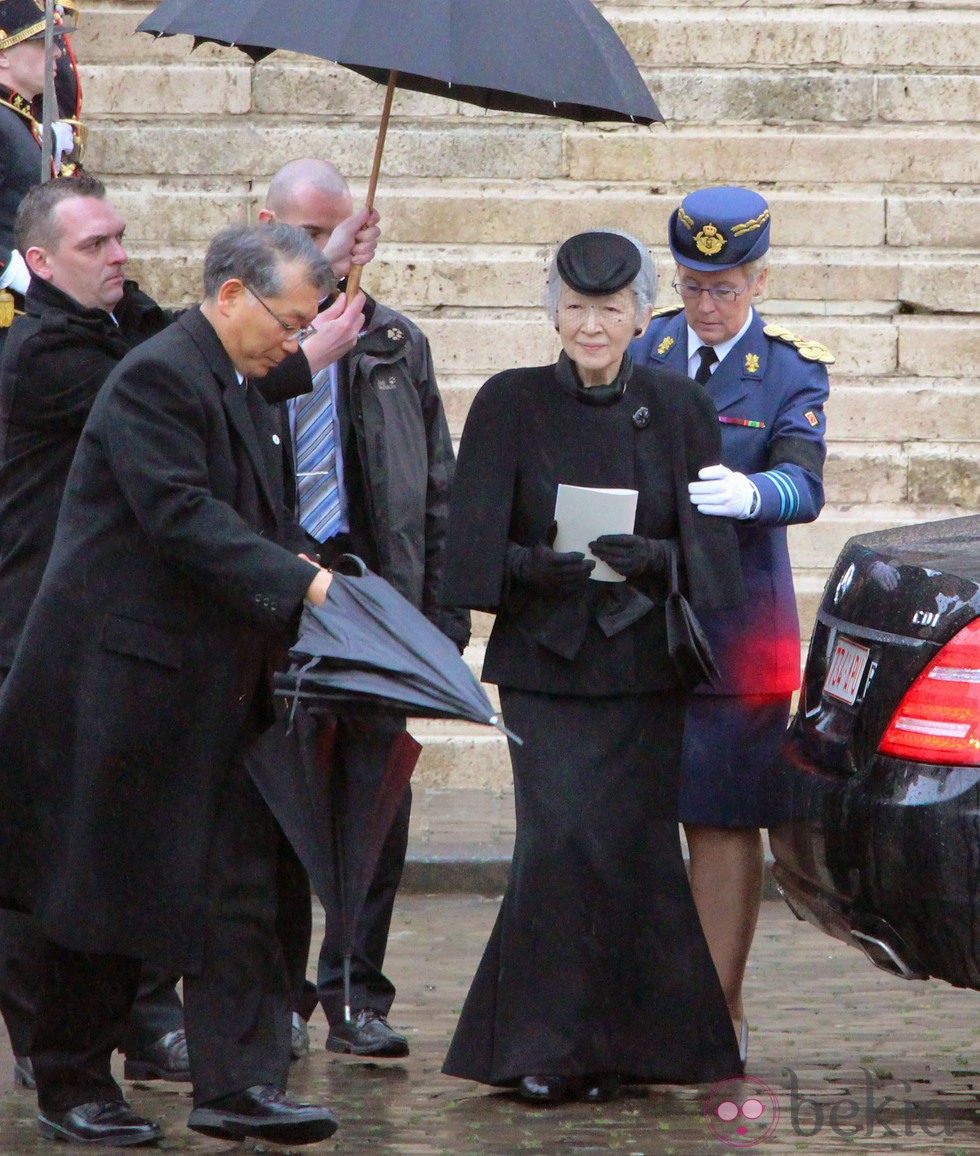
left=346, top=70, right=398, bottom=304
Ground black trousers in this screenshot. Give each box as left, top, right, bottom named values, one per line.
left=31, top=755, right=296, bottom=1112
left=0, top=911, right=182, bottom=1059
left=0, top=667, right=180, bottom=1063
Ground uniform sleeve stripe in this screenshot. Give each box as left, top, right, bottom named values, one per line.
left=769, top=468, right=800, bottom=521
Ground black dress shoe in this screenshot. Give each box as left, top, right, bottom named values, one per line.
left=187, top=1084, right=338, bottom=1145
left=517, top=1074, right=570, bottom=1103
left=327, top=1008, right=409, bottom=1057
left=123, top=1028, right=190, bottom=1082
left=37, top=1101, right=163, bottom=1147
left=13, top=1054, right=35, bottom=1089
left=578, top=1073, right=621, bottom=1103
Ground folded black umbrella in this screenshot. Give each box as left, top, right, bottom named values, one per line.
left=277, top=556, right=519, bottom=741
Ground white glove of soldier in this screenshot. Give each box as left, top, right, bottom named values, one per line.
left=52, top=121, right=76, bottom=170
left=688, top=463, right=759, bottom=520
left=0, top=249, right=30, bottom=294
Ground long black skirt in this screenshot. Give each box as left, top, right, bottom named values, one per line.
left=442, top=689, right=742, bottom=1087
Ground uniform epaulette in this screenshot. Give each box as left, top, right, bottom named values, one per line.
left=762, top=324, right=835, bottom=365
left=650, top=304, right=683, bottom=319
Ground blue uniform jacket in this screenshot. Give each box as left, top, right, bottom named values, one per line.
left=630, top=308, right=829, bottom=694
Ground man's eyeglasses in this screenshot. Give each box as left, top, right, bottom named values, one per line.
left=672, top=280, right=751, bottom=305
left=246, top=285, right=317, bottom=343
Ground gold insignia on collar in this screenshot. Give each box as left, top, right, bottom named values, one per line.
left=695, top=224, right=726, bottom=257
left=657, top=336, right=675, bottom=355
left=386, top=326, right=403, bottom=342
left=744, top=353, right=760, bottom=373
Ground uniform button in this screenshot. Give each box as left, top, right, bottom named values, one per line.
left=272, top=433, right=281, bottom=445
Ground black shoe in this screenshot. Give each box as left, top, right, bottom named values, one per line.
left=187, top=1085, right=338, bottom=1145
left=578, top=1073, right=621, bottom=1103
left=123, top=1028, right=190, bottom=1082
left=517, top=1074, right=571, bottom=1103
left=37, top=1101, right=163, bottom=1147
left=13, top=1055, right=35, bottom=1089
left=327, top=1009, right=409, bottom=1057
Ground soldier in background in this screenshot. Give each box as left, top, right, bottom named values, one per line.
left=0, top=0, right=83, bottom=351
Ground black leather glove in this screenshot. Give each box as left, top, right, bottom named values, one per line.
left=506, top=541, right=595, bottom=594
left=588, top=534, right=669, bottom=579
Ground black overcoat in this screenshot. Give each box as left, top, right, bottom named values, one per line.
left=441, top=361, right=745, bottom=695
left=0, top=307, right=317, bottom=973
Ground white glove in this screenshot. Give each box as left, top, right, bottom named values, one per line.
left=688, top=463, right=759, bottom=520
left=0, top=249, right=30, bottom=294
left=52, top=120, right=75, bottom=170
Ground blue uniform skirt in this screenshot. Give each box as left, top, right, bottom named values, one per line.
left=678, top=693, right=791, bottom=828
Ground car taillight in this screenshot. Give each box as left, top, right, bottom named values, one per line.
left=878, top=617, right=980, bottom=765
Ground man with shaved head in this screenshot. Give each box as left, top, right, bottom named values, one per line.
left=259, top=158, right=468, bottom=1060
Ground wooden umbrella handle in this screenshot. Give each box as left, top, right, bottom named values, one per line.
left=346, top=70, right=398, bottom=304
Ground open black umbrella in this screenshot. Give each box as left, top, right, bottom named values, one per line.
left=137, top=0, right=661, bottom=296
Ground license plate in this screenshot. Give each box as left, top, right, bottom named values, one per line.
left=824, top=635, right=871, bottom=705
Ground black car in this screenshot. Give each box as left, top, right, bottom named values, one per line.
left=770, top=513, right=980, bottom=990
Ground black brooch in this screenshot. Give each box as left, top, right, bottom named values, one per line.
left=632, top=406, right=650, bottom=429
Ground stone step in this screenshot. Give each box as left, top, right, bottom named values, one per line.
left=79, top=58, right=980, bottom=128
left=83, top=121, right=980, bottom=190
left=103, top=177, right=980, bottom=254
left=611, top=8, right=980, bottom=70
left=119, top=241, right=978, bottom=313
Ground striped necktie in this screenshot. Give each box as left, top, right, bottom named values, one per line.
left=294, top=368, right=343, bottom=542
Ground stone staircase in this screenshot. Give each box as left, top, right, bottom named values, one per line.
left=71, top=0, right=979, bottom=869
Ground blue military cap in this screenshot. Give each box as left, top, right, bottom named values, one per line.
left=668, top=186, right=771, bottom=272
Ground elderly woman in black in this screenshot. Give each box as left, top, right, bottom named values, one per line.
left=440, top=231, right=746, bottom=1103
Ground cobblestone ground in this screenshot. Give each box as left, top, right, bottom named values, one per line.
left=0, top=897, right=976, bottom=1154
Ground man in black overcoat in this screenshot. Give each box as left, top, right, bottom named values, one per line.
left=0, top=221, right=350, bottom=1147
left=0, top=174, right=378, bottom=1094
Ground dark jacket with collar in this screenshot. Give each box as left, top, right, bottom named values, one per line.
left=0, top=276, right=172, bottom=667
left=631, top=307, right=829, bottom=694
left=295, top=296, right=469, bottom=650
left=0, top=307, right=317, bottom=970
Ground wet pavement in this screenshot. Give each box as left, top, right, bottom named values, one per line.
left=1, top=895, right=977, bottom=1155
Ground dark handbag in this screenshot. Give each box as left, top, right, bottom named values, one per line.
left=665, top=541, right=718, bottom=690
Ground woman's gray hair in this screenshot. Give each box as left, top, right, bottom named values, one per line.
left=740, top=254, right=770, bottom=283
left=545, top=229, right=657, bottom=322
left=203, top=222, right=335, bottom=299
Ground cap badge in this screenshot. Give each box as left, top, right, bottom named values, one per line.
left=657, top=336, right=674, bottom=355
left=744, top=353, right=760, bottom=373
left=694, top=224, right=726, bottom=258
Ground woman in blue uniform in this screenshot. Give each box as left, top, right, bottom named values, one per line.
left=631, top=187, right=831, bottom=1061
left=441, top=231, right=745, bottom=1104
